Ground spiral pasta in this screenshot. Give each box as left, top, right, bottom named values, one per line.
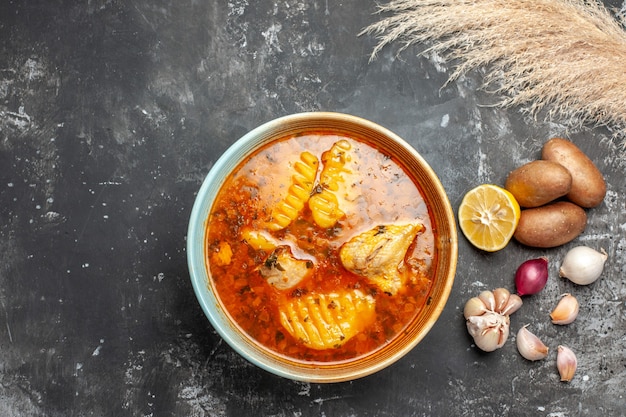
left=308, top=190, right=345, bottom=229
left=308, top=140, right=352, bottom=228
left=319, top=139, right=351, bottom=191
left=267, top=151, right=319, bottom=231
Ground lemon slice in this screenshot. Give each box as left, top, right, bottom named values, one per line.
left=458, top=184, right=521, bottom=252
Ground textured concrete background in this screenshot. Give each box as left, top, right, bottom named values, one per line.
left=1, top=0, right=624, bottom=415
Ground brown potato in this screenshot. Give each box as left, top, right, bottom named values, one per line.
left=541, top=137, right=606, bottom=208
left=505, top=160, right=572, bottom=207
left=513, top=201, right=587, bottom=248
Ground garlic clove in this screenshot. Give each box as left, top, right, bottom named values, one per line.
left=557, top=345, right=577, bottom=382
left=493, top=287, right=511, bottom=313
left=475, top=326, right=508, bottom=353
left=500, top=293, right=523, bottom=316
left=478, top=290, right=496, bottom=311
left=559, top=246, right=608, bottom=285
left=516, top=325, right=549, bottom=361
left=550, top=293, right=579, bottom=325
left=463, top=296, right=488, bottom=319
left=466, top=312, right=510, bottom=352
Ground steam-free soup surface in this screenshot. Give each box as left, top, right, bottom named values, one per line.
left=206, top=132, right=436, bottom=362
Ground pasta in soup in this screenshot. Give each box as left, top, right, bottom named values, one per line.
left=206, top=131, right=437, bottom=362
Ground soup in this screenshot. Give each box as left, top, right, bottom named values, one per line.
left=205, top=131, right=437, bottom=363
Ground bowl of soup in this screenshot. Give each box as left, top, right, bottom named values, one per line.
left=187, top=112, right=457, bottom=382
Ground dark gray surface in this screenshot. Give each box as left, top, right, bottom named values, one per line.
left=1, top=1, right=625, bottom=415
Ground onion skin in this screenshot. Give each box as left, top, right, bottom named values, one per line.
left=559, top=246, right=608, bottom=285
left=515, top=257, right=549, bottom=296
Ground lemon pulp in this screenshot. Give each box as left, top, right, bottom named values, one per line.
left=458, top=184, right=521, bottom=252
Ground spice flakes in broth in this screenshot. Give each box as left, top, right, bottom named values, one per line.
left=206, top=132, right=437, bottom=362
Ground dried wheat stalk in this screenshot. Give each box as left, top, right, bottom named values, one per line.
left=362, top=0, right=626, bottom=141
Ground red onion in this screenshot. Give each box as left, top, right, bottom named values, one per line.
left=515, top=257, right=548, bottom=296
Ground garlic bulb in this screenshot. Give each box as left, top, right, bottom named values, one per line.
left=557, top=345, right=577, bottom=382
left=550, top=293, right=579, bottom=325
left=516, top=325, right=549, bottom=361
left=464, top=288, right=523, bottom=352
left=467, top=312, right=510, bottom=352
left=559, top=246, right=608, bottom=285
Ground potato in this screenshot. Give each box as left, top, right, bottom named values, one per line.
left=541, top=137, right=606, bottom=208
left=513, top=201, right=587, bottom=248
left=505, top=160, right=572, bottom=207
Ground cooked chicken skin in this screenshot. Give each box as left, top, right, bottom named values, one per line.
left=258, top=246, right=315, bottom=290
left=339, top=223, right=424, bottom=295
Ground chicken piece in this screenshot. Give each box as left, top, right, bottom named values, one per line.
left=339, top=223, right=424, bottom=295
left=211, top=241, right=233, bottom=266
left=278, top=289, right=376, bottom=350
left=258, top=246, right=315, bottom=290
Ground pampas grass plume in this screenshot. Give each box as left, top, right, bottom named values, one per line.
left=362, top=0, right=626, bottom=141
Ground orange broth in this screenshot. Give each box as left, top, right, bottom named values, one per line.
left=205, top=132, right=437, bottom=362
